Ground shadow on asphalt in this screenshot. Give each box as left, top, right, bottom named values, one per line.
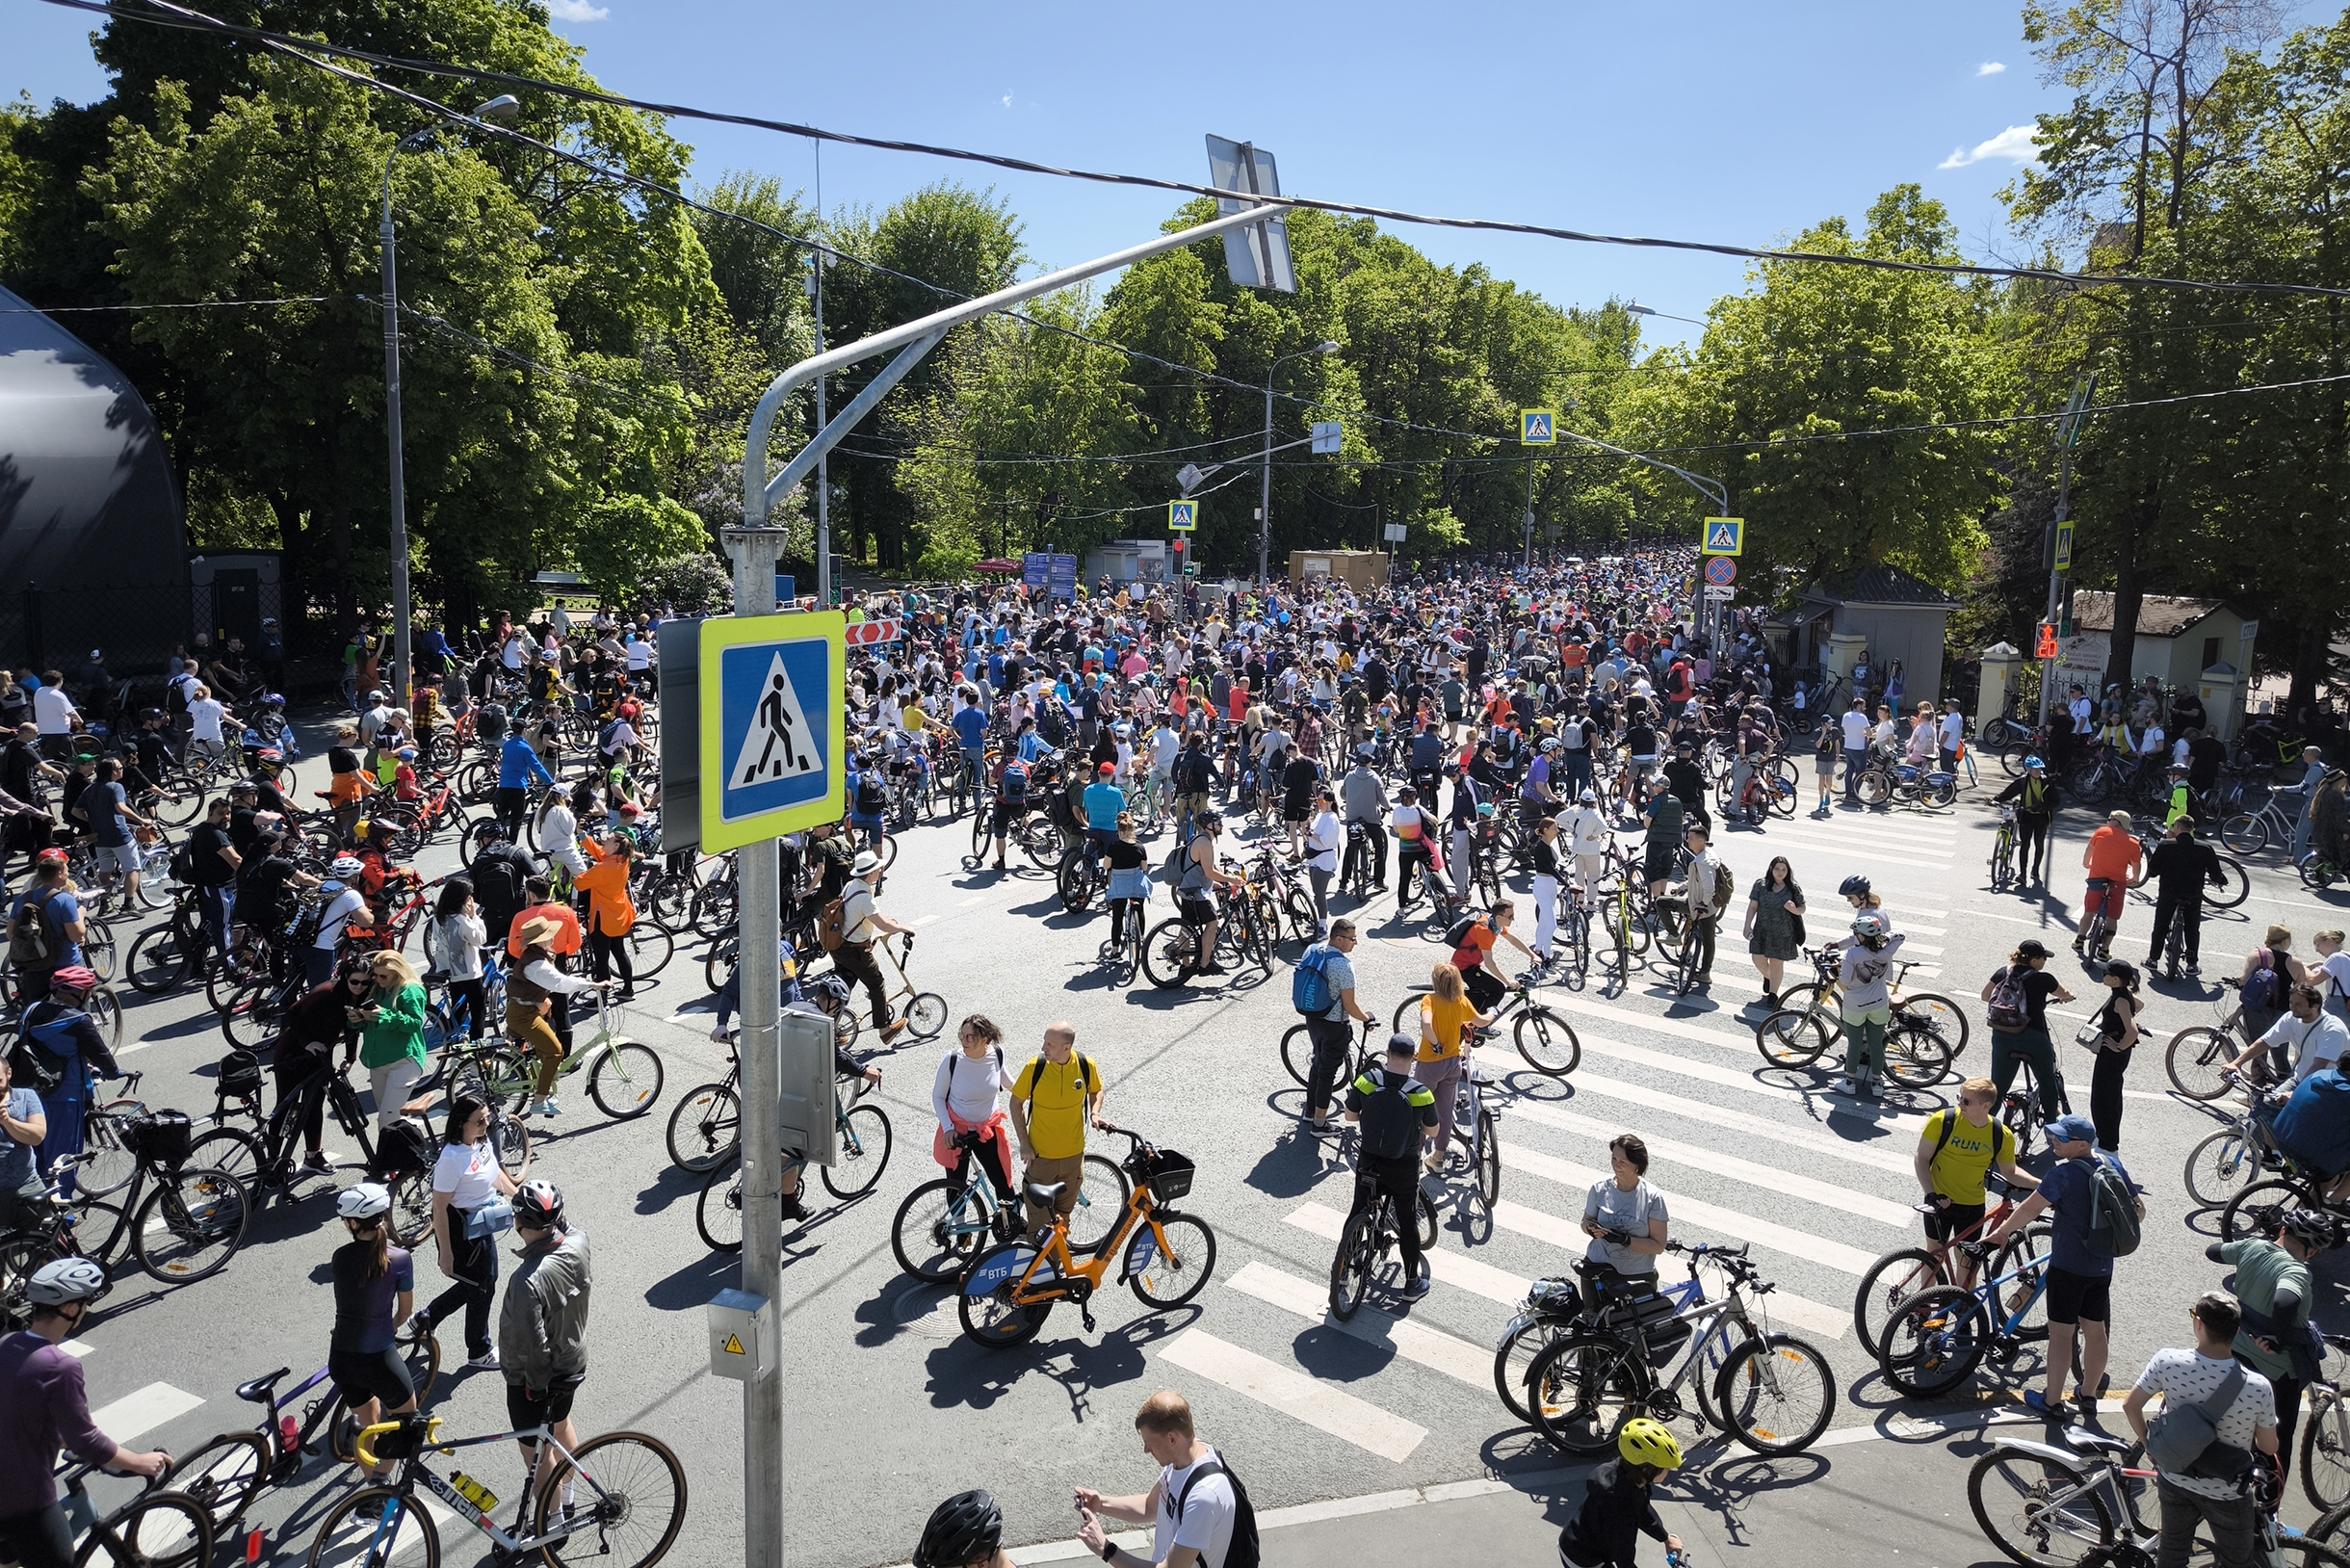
left=921, top=1303, right=1198, bottom=1421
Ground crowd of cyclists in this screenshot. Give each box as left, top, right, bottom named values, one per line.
left=2, top=546, right=2350, bottom=1567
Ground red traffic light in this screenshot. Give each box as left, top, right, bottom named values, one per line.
left=2035, top=623, right=2060, bottom=660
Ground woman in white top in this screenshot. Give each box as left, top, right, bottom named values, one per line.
left=536, top=790, right=585, bottom=880
left=417, top=1094, right=517, bottom=1365
left=1303, top=786, right=1344, bottom=938
left=309, top=858, right=371, bottom=989
left=186, top=684, right=234, bottom=758
left=428, top=878, right=489, bottom=1041
left=931, top=1013, right=1017, bottom=1202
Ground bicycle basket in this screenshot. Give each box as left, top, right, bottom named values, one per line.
left=373, top=1117, right=437, bottom=1180
left=215, top=1049, right=265, bottom=1099
left=1140, top=1148, right=1195, bottom=1205
left=122, top=1110, right=194, bottom=1171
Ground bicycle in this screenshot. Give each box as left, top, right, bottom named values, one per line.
left=0, top=1115, right=251, bottom=1296
left=1140, top=879, right=1276, bottom=989
left=1998, top=1057, right=2073, bottom=1164
left=1524, top=1241, right=1838, bottom=1458
left=891, top=1146, right=1131, bottom=1282
left=840, top=932, right=948, bottom=1041
left=1278, top=1016, right=1381, bottom=1095
left=1387, top=977, right=1582, bottom=1078
left=1099, top=885, right=1149, bottom=989
left=189, top=1056, right=437, bottom=1245
left=1753, top=949, right=1967, bottom=1084
left=2221, top=791, right=2308, bottom=856
left=1875, top=1229, right=2065, bottom=1399
left=313, top=1414, right=686, bottom=1568
left=1989, top=806, right=2020, bottom=892
left=1446, top=1031, right=1503, bottom=1209
left=441, top=989, right=665, bottom=1121
left=2180, top=1071, right=2290, bottom=1211
left=2299, top=1334, right=2350, bottom=1512
left=1327, top=1173, right=1441, bottom=1320
left=2164, top=1000, right=2265, bottom=1100
left=171, top=1336, right=444, bottom=1532
left=1850, top=1176, right=2042, bottom=1358
left=1338, top=821, right=1378, bottom=901
left=694, top=1078, right=892, bottom=1251
left=957, top=1125, right=1215, bottom=1346
left=124, top=888, right=214, bottom=997
left=28, top=1457, right=214, bottom=1568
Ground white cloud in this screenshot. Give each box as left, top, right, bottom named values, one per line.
left=1976, top=61, right=2006, bottom=76
left=1001, top=91, right=1013, bottom=108
left=1940, top=124, right=2039, bottom=169
left=546, top=0, right=609, bottom=19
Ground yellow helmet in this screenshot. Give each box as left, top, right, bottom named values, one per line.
left=1617, top=1417, right=1682, bottom=1470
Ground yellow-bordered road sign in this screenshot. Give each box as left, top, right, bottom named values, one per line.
left=1169, top=499, right=1198, bottom=532
left=1520, top=409, right=1557, bottom=445
left=698, top=611, right=846, bottom=850
left=1700, top=517, right=1744, bottom=557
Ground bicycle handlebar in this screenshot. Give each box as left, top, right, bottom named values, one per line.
left=354, top=1416, right=442, bottom=1470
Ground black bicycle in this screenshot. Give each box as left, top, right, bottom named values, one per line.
left=190, top=1053, right=436, bottom=1247
left=1329, top=1175, right=1439, bottom=1320
left=38, top=1456, right=213, bottom=1568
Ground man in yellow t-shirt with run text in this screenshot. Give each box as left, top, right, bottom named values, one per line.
left=1914, top=1076, right=2039, bottom=1285
left=1011, top=1021, right=1108, bottom=1241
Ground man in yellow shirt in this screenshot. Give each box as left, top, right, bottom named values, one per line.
left=1913, top=1076, right=2038, bottom=1284
left=1010, top=1021, right=1108, bottom=1240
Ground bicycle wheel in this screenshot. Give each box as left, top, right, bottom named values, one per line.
left=126, top=925, right=195, bottom=995
left=304, top=1485, right=439, bottom=1568
left=2184, top=1129, right=2263, bottom=1210
left=665, top=1082, right=740, bottom=1172
left=904, top=991, right=949, bottom=1040
left=90, top=1486, right=214, bottom=1568
left=1852, top=1246, right=1947, bottom=1360
left=1877, top=1284, right=1991, bottom=1396
left=1756, top=1006, right=1833, bottom=1067
left=1882, top=1019, right=1954, bottom=1089
left=1528, top=1332, right=1648, bottom=1456
left=624, top=921, right=674, bottom=979
left=957, top=1242, right=1056, bottom=1346
left=2223, top=1176, right=2311, bottom=1242
left=76, top=1101, right=144, bottom=1198
left=534, top=1430, right=688, bottom=1568
left=1898, top=992, right=1971, bottom=1055
left=1494, top=1317, right=1570, bottom=1425
left=1328, top=1205, right=1375, bottom=1320
left=0, top=1233, right=62, bottom=1332
left=1057, top=850, right=1100, bottom=913
left=2221, top=813, right=2271, bottom=855
left=487, top=1108, right=533, bottom=1181
left=131, top=1166, right=251, bottom=1284
left=1513, top=1006, right=1580, bottom=1077
left=822, top=1103, right=892, bottom=1198
left=2207, top=855, right=2251, bottom=910
left=695, top=1157, right=744, bottom=1253
left=1713, top=1331, right=1836, bottom=1455
left=1128, top=1212, right=1216, bottom=1308
left=1966, top=1446, right=2114, bottom=1567
left=1065, top=1153, right=1131, bottom=1256
left=2164, top=1026, right=2237, bottom=1101
left=893, top=1180, right=991, bottom=1284
left=1280, top=1024, right=1317, bottom=1086
left=588, top=1042, right=666, bottom=1118
left=218, top=979, right=285, bottom=1052
left=1141, top=919, right=1199, bottom=989
left=171, top=1427, right=270, bottom=1533
left=1475, top=1109, right=1501, bottom=1206
left=388, top=1171, right=433, bottom=1248
left=2307, top=1386, right=2350, bottom=1511
left=1856, top=769, right=1892, bottom=806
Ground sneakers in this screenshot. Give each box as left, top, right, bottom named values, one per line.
left=779, top=1194, right=807, bottom=1222
left=2022, top=1389, right=2071, bottom=1421
left=1197, top=963, right=1228, bottom=977
left=531, top=1100, right=562, bottom=1119
left=1838, top=1077, right=1858, bottom=1096
left=2071, top=936, right=2086, bottom=952
left=467, top=1349, right=502, bottom=1371
left=1398, top=1266, right=1432, bottom=1301
left=301, top=1150, right=337, bottom=1173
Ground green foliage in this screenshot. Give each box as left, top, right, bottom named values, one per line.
left=639, top=552, right=733, bottom=616
left=570, top=493, right=708, bottom=599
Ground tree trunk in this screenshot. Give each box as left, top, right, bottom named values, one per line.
left=2102, top=487, right=2157, bottom=700
left=2287, top=619, right=2327, bottom=720
left=326, top=492, right=354, bottom=634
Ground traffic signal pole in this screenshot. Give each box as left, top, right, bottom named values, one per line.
left=2036, top=377, right=2097, bottom=728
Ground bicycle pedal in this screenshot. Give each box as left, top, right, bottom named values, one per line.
left=1081, top=1309, right=1097, bottom=1333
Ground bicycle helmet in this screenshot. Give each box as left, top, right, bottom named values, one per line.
left=1579, top=789, right=1598, bottom=803
left=1851, top=909, right=1891, bottom=941
left=1837, top=875, right=1872, bottom=900
left=337, top=1183, right=393, bottom=1221
left=912, top=1490, right=1003, bottom=1568
left=802, top=973, right=852, bottom=1007
left=329, top=855, right=364, bottom=879
left=2024, top=755, right=2046, bottom=771
left=257, top=748, right=283, bottom=764
left=46, top=965, right=98, bottom=996
left=26, top=1257, right=107, bottom=1307
left=512, top=1179, right=564, bottom=1231
left=1476, top=801, right=1497, bottom=819
left=1539, top=737, right=1561, bottom=753
left=367, top=691, right=387, bottom=705
left=227, top=778, right=258, bottom=796
left=1617, top=1417, right=1683, bottom=1470
left=397, top=748, right=417, bottom=762
left=2281, top=1209, right=2340, bottom=1250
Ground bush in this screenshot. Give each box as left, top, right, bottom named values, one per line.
left=638, top=553, right=734, bottom=617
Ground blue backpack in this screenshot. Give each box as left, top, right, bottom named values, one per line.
left=1292, top=943, right=1341, bottom=1016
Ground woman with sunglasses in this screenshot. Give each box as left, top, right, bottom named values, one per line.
left=415, top=1093, right=518, bottom=1369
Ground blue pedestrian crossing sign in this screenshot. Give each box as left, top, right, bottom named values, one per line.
left=1520, top=409, right=1557, bottom=446
left=1168, top=499, right=1198, bottom=532
left=1700, top=517, right=1745, bottom=557
left=698, top=612, right=847, bottom=851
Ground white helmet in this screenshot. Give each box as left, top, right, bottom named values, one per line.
left=27, top=1257, right=107, bottom=1306
left=1851, top=909, right=1891, bottom=941
left=337, top=1183, right=392, bottom=1221
left=330, top=856, right=364, bottom=878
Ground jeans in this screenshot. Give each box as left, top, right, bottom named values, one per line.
left=1842, top=747, right=1869, bottom=801
left=193, top=883, right=234, bottom=970
left=1990, top=1027, right=2063, bottom=1115
left=1305, top=1015, right=1353, bottom=1119
left=1449, top=828, right=1475, bottom=902
left=2154, top=1476, right=2256, bottom=1568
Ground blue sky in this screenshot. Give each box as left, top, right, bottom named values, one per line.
left=4, top=1, right=2324, bottom=349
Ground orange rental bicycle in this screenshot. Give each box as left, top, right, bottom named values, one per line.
left=957, top=1125, right=1215, bottom=1346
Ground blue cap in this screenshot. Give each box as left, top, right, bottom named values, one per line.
left=2045, top=1113, right=2097, bottom=1145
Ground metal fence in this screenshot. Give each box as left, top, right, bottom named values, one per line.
left=2, top=583, right=193, bottom=678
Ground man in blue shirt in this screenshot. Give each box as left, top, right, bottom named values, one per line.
left=950, top=693, right=989, bottom=789
left=1081, top=763, right=1126, bottom=854
left=1984, top=1112, right=2144, bottom=1416
left=496, top=731, right=555, bottom=840
left=0, top=1052, right=48, bottom=1231
left=2273, top=1059, right=2350, bottom=1195
left=6, top=854, right=84, bottom=1004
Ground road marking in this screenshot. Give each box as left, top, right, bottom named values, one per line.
left=915, top=913, right=946, bottom=926
left=1497, top=1106, right=1916, bottom=1224
left=1162, top=1327, right=1425, bottom=1461
left=1520, top=1069, right=1916, bottom=1173
left=58, top=1341, right=93, bottom=1360
left=1225, top=1260, right=1488, bottom=1387
left=91, top=1382, right=205, bottom=1444
left=957, top=894, right=990, bottom=908
left=1754, top=824, right=1956, bottom=861
left=1283, top=1202, right=1527, bottom=1304
left=1495, top=1144, right=1881, bottom=1275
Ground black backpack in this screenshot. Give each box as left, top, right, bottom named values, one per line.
left=474, top=851, right=526, bottom=927
left=1355, top=1069, right=1423, bottom=1163
left=1173, top=1458, right=1261, bottom=1568
left=855, top=772, right=887, bottom=817
left=7, top=887, right=61, bottom=972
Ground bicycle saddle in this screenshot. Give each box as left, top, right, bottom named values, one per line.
left=236, top=1369, right=292, bottom=1403
left=1024, top=1181, right=1066, bottom=1210
left=2061, top=1428, right=2133, bottom=1459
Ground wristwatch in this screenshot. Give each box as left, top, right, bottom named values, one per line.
left=1100, top=1544, right=1117, bottom=1563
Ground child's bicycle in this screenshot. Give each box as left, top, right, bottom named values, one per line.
left=315, top=1414, right=685, bottom=1568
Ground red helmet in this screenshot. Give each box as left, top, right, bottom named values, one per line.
left=47, top=965, right=98, bottom=995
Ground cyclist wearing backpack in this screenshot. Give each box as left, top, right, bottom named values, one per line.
left=1077, top=1390, right=1257, bottom=1568
left=1448, top=900, right=1537, bottom=1013
left=1008, top=1022, right=1105, bottom=1241
left=1982, top=939, right=2073, bottom=1120
left=6, top=853, right=84, bottom=1004
left=19, top=967, right=117, bottom=1200
left=1914, top=1078, right=2038, bottom=1288
left=1343, top=1034, right=1440, bottom=1299
left=1992, top=756, right=2060, bottom=888
left=2235, top=925, right=2308, bottom=1043
left=989, top=751, right=1035, bottom=872
left=1983, top=1113, right=2144, bottom=1417
left=1296, top=921, right=1370, bottom=1130
left=2120, top=1293, right=2279, bottom=1567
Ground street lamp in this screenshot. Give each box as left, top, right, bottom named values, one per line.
left=1626, top=301, right=1707, bottom=328
left=1259, top=339, right=1339, bottom=588
left=380, top=93, right=520, bottom=710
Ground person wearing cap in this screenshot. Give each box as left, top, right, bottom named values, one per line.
left=1082, top=761, right=1126, bottom=856
left=834, top=850, right=910, bottom=1041
left=6, top=853, right=84, bottom=1003
left=1344, top=1032, right=1440, bottom=1298
left=20, top=966, right=118, bottom=1200
left=1993, top=757, right=2061, bottom=889
left=2076, top=809, right=2146, bottom=960
left=509, top=915, right=614, bottom=1118
left=1983, top=1112, right=2143, bottom=1416
left=1983, top=940, right=2073, bottom=1122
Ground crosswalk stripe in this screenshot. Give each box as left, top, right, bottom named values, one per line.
left=1162, top=1327, right=1426, bottom=1461
left=1494, top=1144, right=1882, bottom=1275
left=1283, top=1202, right=1528, bottom=1304
left=1747, top=825, right=1956, bottom=861
left=1513, top=1071, right=1916, bottom=1175
left=1225, top=1261, right=1490, bottom=1387
left=91, top=1382, right=205, bottom=1444
left=309, top=1494, right=457, bottom=1567
left=1495, top=1108, right=1916, bottom=1224
left=58, top=1341, right=93, bottom=1360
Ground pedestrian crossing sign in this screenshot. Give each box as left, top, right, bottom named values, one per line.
left=1169, top=499, right=1198, bottom=532
left=1700, top=517, right=1744, bottom=557
left=1520, top=409, right=1557, bottom=446
left=698, top=611, right=846, bottom=850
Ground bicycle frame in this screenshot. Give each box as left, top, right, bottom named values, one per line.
left=964, top=1165, right=1172, bottom=1309
left=353, top=1419, right=607, bottom=1555
left=1981, top=1435, right=2160, bottom=1555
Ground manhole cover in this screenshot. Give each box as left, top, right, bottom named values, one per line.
left=893, top=1283, right=962, bottom=1340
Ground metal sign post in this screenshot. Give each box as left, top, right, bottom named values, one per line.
left=2038, top=375, right=2097, bottom=727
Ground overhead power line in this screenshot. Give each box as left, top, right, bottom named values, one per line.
left=39, top=0, right=2350, bottom=302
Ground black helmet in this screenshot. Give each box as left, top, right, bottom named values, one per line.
left=913, top=1490, right=1003, bottom=1568
left=512, top=1179, right=564, bottom=1231
left=1837, top=875, right=1872, bottom=900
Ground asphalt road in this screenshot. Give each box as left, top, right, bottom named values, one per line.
left=47, top=724, right=2350, bottom=1568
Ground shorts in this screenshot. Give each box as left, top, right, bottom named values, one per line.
left=2044, top=1265, right=2112, bottom=1326
left=1921, top=1201, right=1986, bottom=1244
left=1177, top=893, right=1215, bottom=926
left=329, top=1345, right=416, bottom=1409
left=96, top=842, right=140, bottom=878
left=2081, top=881, right=2125, bottom=921
left=990, top=800, right=1027, bottom=835
left=1642, top=845, right=1674, bottom=882
left=506, top=1373, right=585, bottom=1432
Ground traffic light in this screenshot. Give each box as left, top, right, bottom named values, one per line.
left=2036, top=623, right=2060, bottom=660
left=1170, top=537, right=1187, bottom=576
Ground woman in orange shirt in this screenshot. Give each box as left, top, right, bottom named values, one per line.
left=574, top=833, right=640, bottom=1000
left=1417, top=961, right=1495, bottom=1175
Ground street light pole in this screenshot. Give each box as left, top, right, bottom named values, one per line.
left=379, top=95, right=518, bottom=708
left=2037, top=375, right=2098, bottom=728
left=807, top=253, right=828, bottom=610
left=1259, top=340, right=1338, bottom=588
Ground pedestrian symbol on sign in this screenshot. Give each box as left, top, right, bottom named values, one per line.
left=730, top=651, right=822, bottom=787
left=1700, top=517, right=1745, bottom=557
left=1520, top=409, right=1556, bottom=446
